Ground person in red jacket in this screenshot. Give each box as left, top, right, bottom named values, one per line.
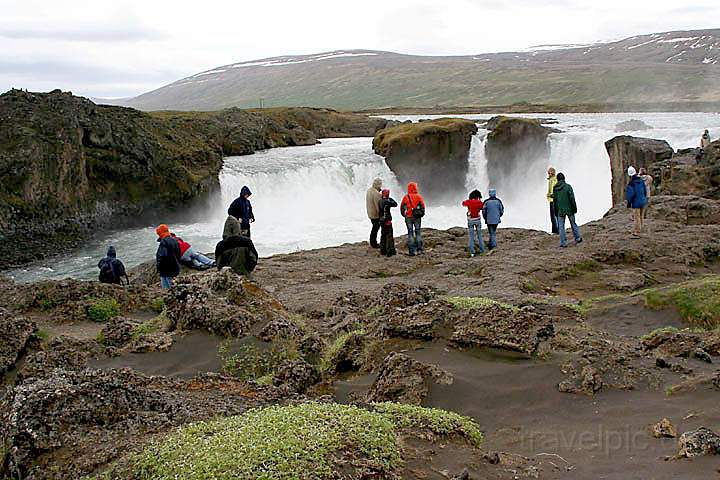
left=400, top=182, right=426, bottom=256
left=171, top=233, right=215, bottom=270
left=462, top=189, right=484, bottom=256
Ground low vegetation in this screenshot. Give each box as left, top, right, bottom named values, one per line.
left=319, top=329, right=366, bottom=374
left=644, top=276, right=720, bottom=329
left=444, top=296, right=519, bottom=313
left=125, top=402, right=482, bottom=480
left=86, top=298, right=121, bottom=323
left=220, top=340, right=300, bottom=382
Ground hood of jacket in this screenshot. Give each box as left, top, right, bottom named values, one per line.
left=488, top=189, right=497, bottom=198
left=554, top=180, right=568, bottom=191
left=240, top=186, right=252, bottom=197
left=106, top=246, right=116, bottom=258
left=372, top=178, right=382, bottom=190
left=629, top=175, right=644, bottom=186
left=155, top=224, right=170, bottom=240
left=407, top=182, right=419, bottom=194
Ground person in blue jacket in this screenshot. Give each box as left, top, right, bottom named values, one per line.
left=626, top=166, right=649, bottom=236
left=482, top=189, right=504, bottom=250
left=227, top=186, right=255, bottom=238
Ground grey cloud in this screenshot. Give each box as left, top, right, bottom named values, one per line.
left=0, top=24, right=167, bottom=42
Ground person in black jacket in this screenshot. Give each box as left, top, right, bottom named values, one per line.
left=97, top=246, right=129, bottom=285
left=155, top=224, right=182, bottom=289
left=379, top=189, right=397, bottom=257
left=215, top=234, right=258, bottom=276
left=227, top=186, right=255, bottom=237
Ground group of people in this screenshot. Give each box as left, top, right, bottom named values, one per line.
left=98, top=185, right=259, bottom=289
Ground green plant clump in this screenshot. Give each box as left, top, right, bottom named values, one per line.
left=444, top=296, right=519, bottom=313
left=220, top=341, right=299, bottom=382
left=640, top=326, right=680, bottom=341
left=644, top=277, right=720, bottom=329
left=319, top=329, right=365, bottom=374
left=87, top=298, right=121, bottom=323
left=128, top=402, right=482, bottom=480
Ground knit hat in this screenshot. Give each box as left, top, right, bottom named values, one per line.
left=627, top=166, right=637, bottom=177
left=155, top=224, right=170, bottom=238
left=381, top=189, right=390, bottom=198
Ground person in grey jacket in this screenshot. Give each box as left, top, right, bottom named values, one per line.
left=366, top=178, right=383, bottom=248
left=482, top=189, right=504, bottom=250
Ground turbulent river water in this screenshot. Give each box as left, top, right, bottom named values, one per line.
left=9, top=112, right=720, bottom=282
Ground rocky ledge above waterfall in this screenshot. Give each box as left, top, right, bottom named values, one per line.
left=371, top=118, right=478, bottom=200
left=0, top=89, right=392, bottom=269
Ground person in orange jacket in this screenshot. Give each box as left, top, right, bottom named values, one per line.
left=400, top=182, right=426, bottom=256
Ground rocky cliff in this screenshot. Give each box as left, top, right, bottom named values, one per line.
left=484, top=116, right=558, bottom=191
left=0, top=90, right=389, bottom=269
left=372, top=118, right=478, bottom=200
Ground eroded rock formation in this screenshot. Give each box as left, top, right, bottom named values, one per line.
left=604, top=136, right=673, bottom=205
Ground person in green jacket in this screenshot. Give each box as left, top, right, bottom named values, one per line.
left=553, top=173, right=583, bottom=248
left=547, top=167, right=559, bottom=234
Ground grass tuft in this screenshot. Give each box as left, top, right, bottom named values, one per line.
left=444, top=296, right=519, bottom=313
left=644, top=276, right=720, bottom=329
left=87, top=298, right=121, bottom=323
left=320, top=329, right=365, bottom=374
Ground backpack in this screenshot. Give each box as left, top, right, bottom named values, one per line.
left=98, top=258, right=118, bottom=283
left=412, top=203, right=425, bottom=219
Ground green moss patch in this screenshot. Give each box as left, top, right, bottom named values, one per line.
left=319, top=329, right=366, bottom=374
left=444, top=296, right=519, bottom=313
left=86, top=298, right=121, bottom=323
left=644, top=277, right=720, bottom=329
left=128, top=402, right=482, bottom=479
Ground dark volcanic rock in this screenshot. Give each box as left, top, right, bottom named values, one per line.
left=271, top=359, right=319, bottom=394
left=604, top=136, right=673, bottom=205
left=484, top=116, right=558, bottom=196
left=677, top=427, right=720, bottom=458
left=0, top=309, right=36, bottom=375
left=372, top=118, right=478, bottom=200
left=365, top=352, right=453, bottom=405
left=615, top=119, right=653, bottom=132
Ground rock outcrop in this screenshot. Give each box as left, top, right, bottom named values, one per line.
left=615, top=119, right=653, bottom=132
left=484, top=117, right=558, bottom=195
left=0, top=309, right=36, bottom=375
left=372, top=118, right=478, bottom=200
left=0, top=89, right=388, bottom=269
left=677, top=427, right=720, bottom=458
left=604, top=136, right=674, bottom=205
left=365, top=352, right=453, bottom=405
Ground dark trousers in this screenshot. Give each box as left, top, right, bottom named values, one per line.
left=380, top=222, right=396, bottom=257
left=369, top=218, right=381, bottom=248
left=549, top=202, right=559, bottom=234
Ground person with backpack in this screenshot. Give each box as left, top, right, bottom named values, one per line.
left=155, top=224, right=182, bottom=289
left=171, top=233, right=215, bottom=270
left=462, top=189, right=484, bottom=256
left=482, top=189, right=504, bottom=250
left=227, top=186, right=255, bottom=237
left=366, top=178, right=383, bottom=249
left=215, top=232, right=258, bottom=276
left=400, top=182, right=426, bottom=256
left=97, top=246, right=129, bottom=285
left=379, top=188, right=397, bottom=257
left=546, top=167, right=559, bottom=234
left=553, top=173, right=583, bottom=247
left=626, top=166, right=649, bottom=236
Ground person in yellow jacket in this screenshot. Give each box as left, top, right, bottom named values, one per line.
left=547, top=167, right=559, bottom=234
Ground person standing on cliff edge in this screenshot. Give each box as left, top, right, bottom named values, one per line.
left=366, top=178, right=383, bottom=248
left=155, top=224, right=182, bottom=289
left=228, top=186, right=254, bottom=238
left=400, top=182, right=426, bottom=256
left=546, top=167, right=559, bottom=234
left=553, top=173, right=582, bottom=248
left=626, top=166, right=648, bottom=237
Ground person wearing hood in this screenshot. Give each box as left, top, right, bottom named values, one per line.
left=626, top=166, right=649, bottom=236
left=546, top=167, right=559, bottom=234
left=215, top=230, right=258, bottom=276
left=462, top=189, right=484, bottom=256
left=400, top=182, right=426, bottom=256
left=366, top=178, right=383, bottom=248
left=97, top=246, right=129, bottom=285
left=553, top=173, right=582, bottom=247
left=701, top=129, right=712, bottom=150
left=171, top=233, right=215, bottom=270
left=155, top=224, right=182, bottom=289
left=482, top=189, right=504, bottom=250
left=223, top=214, right=242, bottom=240
left=227, top=186, right=255, bottom=237
left=379, top=189, right=398, bottom=257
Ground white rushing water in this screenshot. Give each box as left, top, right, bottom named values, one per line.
left=8, top=112, right=720, bottom=282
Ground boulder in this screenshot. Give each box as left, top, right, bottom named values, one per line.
left=677, top=427, right=720, bottom=458
left=651, top=418, right=678, bottom=438
left=0, top=309, right=36, bottom=375
left=604, top=136, right=673, bottom=205
left=484, top=117, right=558, bottom=197
left=271, top=359, right=319, bottom=394
left=365, top=352, right=453, bottom=405
left=372, top=118, right=478, bottom=201
left=615, top=119, right=653, bottom=132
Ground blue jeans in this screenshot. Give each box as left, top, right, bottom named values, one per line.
left=405, top=217, right=424, bottom=254
left=467, top=218, right=484, bottom=254
left=182, top=248, right=215, bottom=268
left=160, top=276, right=173, bottom=289
left=558, top=214, right=582, bottom=246
left=487, top=224, right=498, bottom=249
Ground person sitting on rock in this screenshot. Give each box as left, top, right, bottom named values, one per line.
left=701, top=129, right=712, bottom=150
left=171, top=233, right=215, bottom=270
left=482, top=189, right=504, bottom=250
left=97, top=246, right=129, bottom=285
left=215, top=232, right=258, bottom=276
left=155, top=224, right=182, bottom=289
left=626, top=166, right=649, bottom=237
left=462, top=189, right=484, bottom=256
left=546, top=167, right=559, bottom=234
left=379, top=189, right=397, bottom=257
left=366, top=178, right=383, bottom=249
left=227, top=185, right=255, bottom=238
left=553, top=173, right=583, bottom=247
left=400, top=182, right=426, bottom=256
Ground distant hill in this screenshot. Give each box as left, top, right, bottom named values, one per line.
left=125, top=29, right=720, bottom=111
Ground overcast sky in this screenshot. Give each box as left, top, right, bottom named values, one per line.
left=1, top=0, right=718, bottom=98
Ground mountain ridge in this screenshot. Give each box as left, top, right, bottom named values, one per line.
left=123, top=28, right=720, bottom=111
